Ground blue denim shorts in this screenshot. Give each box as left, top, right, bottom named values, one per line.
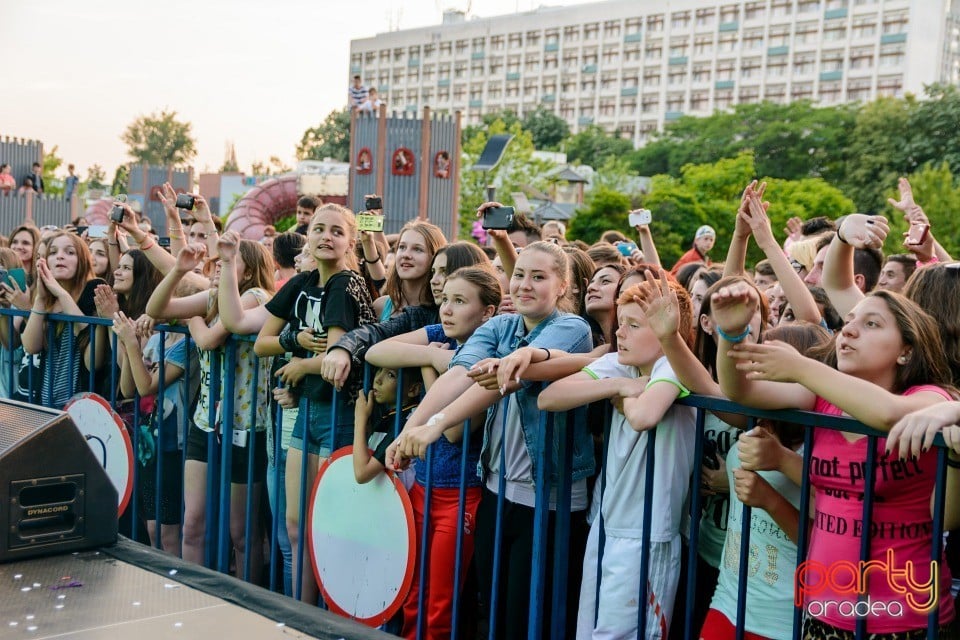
left=289, top=395, right=353, bottom=457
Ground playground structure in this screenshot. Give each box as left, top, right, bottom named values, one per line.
left=349, top=105, right=461, bottom=240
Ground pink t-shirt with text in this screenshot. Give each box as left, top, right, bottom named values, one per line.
left=805, top=386, right=955, bottom=632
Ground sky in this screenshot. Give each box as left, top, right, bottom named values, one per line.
left=1, top=0, right=599, bottom=181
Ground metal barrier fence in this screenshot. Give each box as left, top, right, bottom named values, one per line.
left=2, top=307, right=955, bottom=640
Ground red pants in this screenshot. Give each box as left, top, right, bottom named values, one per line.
left=699, top=608, right=772, bottom=640
left=401, top=483, right=481, bottom=640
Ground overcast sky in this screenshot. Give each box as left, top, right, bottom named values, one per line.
left=1, top=0, right=599, bottom=180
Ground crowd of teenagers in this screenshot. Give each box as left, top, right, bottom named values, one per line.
left=2, top=175, right=960, bottom=640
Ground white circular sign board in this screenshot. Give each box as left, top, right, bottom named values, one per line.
left=64, top=393, right=134, bottom=516
left=308, top=446, right=415, bottom=626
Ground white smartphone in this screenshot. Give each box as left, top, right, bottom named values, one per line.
left=87, top=225, right=109, bottom=238
left=629, top=209, right=652, bottom=227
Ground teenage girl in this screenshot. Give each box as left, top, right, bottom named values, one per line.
left=366, top=267, right=501, bottom=638
left=714, top=283, right=958, bottom=637
left=21, top=231, right=109, bottom=408
left=388, top=241, right=594, bottom=639
left=145, top=238, right=275, bottom=583
left=252, top=204, right=375, bottom=604
left=374, top=221, right=445, bottom=320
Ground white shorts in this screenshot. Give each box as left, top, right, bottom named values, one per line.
left=576, top=521, right=681, bottom=640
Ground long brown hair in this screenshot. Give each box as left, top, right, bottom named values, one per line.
left=9, top=224, right=40, bottom=285
left=42, top=231, right=96, bottom=306
left=903, top=263, right=960, bottom=385
left=118, top=249, right=164, bottom=318
left=382, top=221, right=446, bottom=311
left=206, top=240, right=276, bottom=325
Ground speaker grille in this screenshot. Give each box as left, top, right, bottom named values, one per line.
left=0, top=401, right=64, bottom=456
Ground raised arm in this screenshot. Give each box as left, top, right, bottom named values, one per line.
left=713, top=281, right=815, bottom=410
left=743, top=191, right=820, bottom=325
left=635, top=221, right=661, bottom=269
left=821, top=214, right=888, bottom=317
left=539, top=370, right=646, bottom=412
left=724, top=181, right=765, bottom=278
left=145, top=244, right=210, bottom=320
left=157, top=182, right=188, bottom=257
left=478, top=202, right=518, bottom=277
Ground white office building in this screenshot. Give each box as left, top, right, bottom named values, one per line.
left=349, top=0, right=960, bottom=145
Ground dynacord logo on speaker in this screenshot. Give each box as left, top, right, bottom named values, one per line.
left=24, top=505, right=70, bottom=517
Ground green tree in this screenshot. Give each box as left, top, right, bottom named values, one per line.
left=111, top=165, right=129, bottom=196
left=121, top=109, right=197, bottom=166
left=564, top=125, right=633, bottom=168
left=840, top=96, right=916, bottom=213
left=905, top=84, right=960, bottom=173
left=87, top=165, right=107, bottom=190
left=627, top=101, right=854, bottom=183
left=297, top=108, right=351, bottom=162
left=522, top=106, right=570, bottom=150
left=458, top=120, right=554, bottom=239
left=566, top=186, right=632, bottom=244
left=462, top=109, right=521, bottom=143
left=41, top=146, right=64, bottom=196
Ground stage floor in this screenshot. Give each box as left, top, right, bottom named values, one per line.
left=0, top=541, right=390, bottom=639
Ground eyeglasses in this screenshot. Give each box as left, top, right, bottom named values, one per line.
left=790, top=260, right=804, bottom=273
left=188, top=231, right=209, bottom=241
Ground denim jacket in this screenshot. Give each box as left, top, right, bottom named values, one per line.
left=449, top=310, right=594, bottom=484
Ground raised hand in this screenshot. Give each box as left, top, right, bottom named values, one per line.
left=193, top=195, right=214, bottom=225
left=742, top=191, right=774, bottom=247
left=217, top=231, right=240, bottom=262
left=784, top=216, right=803, bottom=243
left=157, top=182, right=178, bottom=215
left=634, top=269, right=680, bottom=340
left=36, top=259, right=69, bottom=301
left=175, top=243, right=207, bottom=274
left=836, top=214, right=889, bottom=250
left=887, top=177, right=926, bottom=223
left=710, top=281, right=760, bottom=336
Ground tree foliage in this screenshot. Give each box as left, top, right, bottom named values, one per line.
left=522, top=106, right=570, bottom=150
left=297, top=108, right=351, bottom=162
left=564, top=125, right=633, bottom=168
left=458, top=120, right=554, bottom=239
left=567, top=187, right=632, bottom=244
left=86, top=165, right=107, bottom=190
left=41, top=146, right=64, bottom=196
left=121, top=109, right=197, bottom=166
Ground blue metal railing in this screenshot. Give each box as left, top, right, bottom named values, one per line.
left=1, top=307, right=955, bottom=640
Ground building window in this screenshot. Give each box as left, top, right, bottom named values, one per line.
left=456, top=40, right=468, bottom=55
left=793, top=54, right=815, bottom=75
left=744, top=2, right=765, bottom=21
left=771, top=1, right=792, bottom=17
left=720, top=5, right=739, bottom=23
left=694, top=35, right=713, bottom=55
left=584, top=23, right=599, bottom=40
left=581, top=78, right=596, bottom=92
left=601, top=72, right=618, bottom=90
left=690, top=91, right=709, bottom=111
left=668, top=68, right=687, bottom=85
left=509, top=32, right=523, bottom=48
left=847, top=79, right=872, bottom=102
left=743, top=29, right=764, bottom=49
left=695, top=8, right=715, bottom=27
left=716, top=62, right=735, bottom=81
left=821, top=50, right=844, bottom=72
left=715, top=90, right=734, bottom=109
left=642, top=97, right=658, bottom=113
left=767, top=61, right=787, bottom=77
left=666, top=93, right=684, bottom=111
left=792, top=83, right=813, bottom=100
left=564, top=26, right=579, bottom=42
left=454, top=62, right=467, bottom=78
left=824, top=26, right=846, bottom=42
left=643, top=70, right=661, bottom=87
left=394, top=48, right=404, bottom=62
left=621, top=98, right=637, bottom=115
left=646, top=42, right=663, bottom=59
left=819, top=81, right=842, bottom=104
left=877, top=75, right=903, bottom=97
left=622, top=73, right=639, bottom=88
left=692, top=65, right=711, bottom=82
left=599, top=99, right=615, bottom=117
left=719, top=34, right=738, bottom=53
left=625, top=45, right=641, bottom=62
left=625, top=17, right=642, bottom=32
left=764, top=84, right=786, bottom=103
left=440, top=42, right=452, bottom=56
left=741, top=58, right=761, bottom=79
left=883, top=12, right=908, bottom=35
left=603, top=20, right=621, bottom=39
left=603, top=47, right=620, bottom=64
left=671, top=11, right=690, bottom=29
left=669, top=40, right=689, bottom=57
left=647, top=14, right=664, bottom=32
left=769, top=26, right=790, bottom=47
left=738, top=86, right=760, bottom=103
left=797, top=1, right=821, bottom=14
left=526, top=31, right=541, bottom=47
left=544, top=55, right=558, bottom=70
left=852, top=18, right=876, bottom=39
left=795, top=22, right=818, bottom=44
left=849, top=48, right=874, bottom=70
left=879, top=45, right=905, bottom=67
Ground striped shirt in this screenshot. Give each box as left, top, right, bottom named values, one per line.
left=349, top=84, right=368, bottom=107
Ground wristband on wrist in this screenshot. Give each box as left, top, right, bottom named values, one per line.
left=716, top=325, right=751, bottom=343
left=835, top=215, right=849, bottom=244
left=917, top=255, right=940, bottom=268
left=31, top=308, right=47, bottom=316
left=278, top=327, right=298, bottom=352
left=364, top=254, right=381, bottom=264
left=946, top=456, right=960, bottom=470
left=541, top=347, right=551, bottom=362
left=140, top=238, right=156, bottom=251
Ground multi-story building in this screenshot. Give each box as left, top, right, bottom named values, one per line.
left=349, top=0, right=960, bottom=146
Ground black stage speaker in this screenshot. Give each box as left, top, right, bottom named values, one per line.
left=0, top=398, right=117, bottom=562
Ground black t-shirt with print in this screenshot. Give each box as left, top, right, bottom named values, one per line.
left=265, top=269, right=375, bottom=399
